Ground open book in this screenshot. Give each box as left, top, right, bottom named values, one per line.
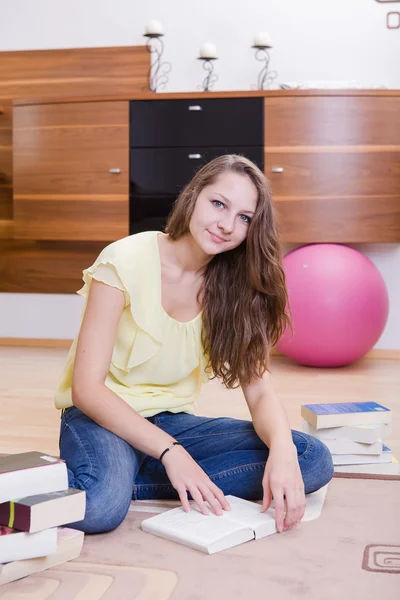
left=141, top=486, right=328, bottom=554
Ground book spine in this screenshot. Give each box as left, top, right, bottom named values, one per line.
left=0, top=501, right=31, bottom=532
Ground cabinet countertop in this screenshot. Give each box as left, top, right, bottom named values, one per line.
left=12, top=88, right=400, bottom=107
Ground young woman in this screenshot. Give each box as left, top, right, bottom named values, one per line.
left=55, top=155, right=334, bottom=535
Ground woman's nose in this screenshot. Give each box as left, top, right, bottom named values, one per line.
left=218, top=216, right=234, bottom=233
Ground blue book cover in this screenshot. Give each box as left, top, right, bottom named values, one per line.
left=303, top=402, right=390, bottom=416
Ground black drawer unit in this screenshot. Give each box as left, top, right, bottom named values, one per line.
left=130, top=146, right=264, bottom=234
left=130, top=98, right=263, bottom=148
left=129, top=97, right=264, bottom=234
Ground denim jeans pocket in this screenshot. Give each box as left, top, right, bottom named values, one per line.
left=60, top=410, right=69, bottom=433
left=60, top=406, right=80, bottom=429
left=151, top=412, right=172, bottom=426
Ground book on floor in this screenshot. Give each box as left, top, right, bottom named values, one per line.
left=141, top=495, right=277, bottom=554
left=334, top=456, right=400, bottom=476
left=0, top=452, right=68, bottom=504
left=141, top=487, right=329, bottom=555
left=332, top=444, right=393, bottom=466
left=301, top=420, right=391, bottom=444
left=0, top=488, right=86, bottom=533
left=301, top=402, right=391, bottom=430
left=0, top=527, right=84, bottom=586
left=0, top=525, right=57, bottom=563
left=317, top=439, right=383, bottom=455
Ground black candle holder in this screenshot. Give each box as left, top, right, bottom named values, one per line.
left=252, top=45, right=277, bottom=90
left=197, top=57, right=218, bottom=92
left=144, top=33, right=172, bottom=92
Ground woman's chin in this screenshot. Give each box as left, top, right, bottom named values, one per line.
left=191, top=229, right=225, bottom=257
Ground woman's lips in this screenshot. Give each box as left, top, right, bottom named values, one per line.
left=208, top=230, right=229, bottom=243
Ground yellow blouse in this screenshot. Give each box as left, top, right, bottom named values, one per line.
left=54, top=231, right=211, bottom=417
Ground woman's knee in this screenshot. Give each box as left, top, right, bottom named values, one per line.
left=64, top=454, right=136, bottom=533
left=59, top=406, right=140, bottom=532
left=296, top=433, right=334, bottom=494
left=69, top=477, right=132, bottom=533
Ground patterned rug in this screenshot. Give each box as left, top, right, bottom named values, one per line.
left=1, top=476, right=399, bottom=599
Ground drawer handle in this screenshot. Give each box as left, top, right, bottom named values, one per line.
left=109, top=168, right=122, bottom=174
left=272, top=167, right=284, bottom=173
left=188, top=154, right=202, bottom=159
left=188, top=105, right=203, bottom=111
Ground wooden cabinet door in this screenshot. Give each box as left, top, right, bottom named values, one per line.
left=264, top=96, right=400, bottom=243
left=0, top=104, right=13, bottom=239
left=13, top=101, right=129, bottom=241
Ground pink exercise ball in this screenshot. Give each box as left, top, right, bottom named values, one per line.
left=276, top=244, right=389, bottom=367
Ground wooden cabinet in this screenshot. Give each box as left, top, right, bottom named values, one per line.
left=13, top=101, right=130, bottom=241
left=0, top=239, right=103, bottom=294
left=264, top=96, right=400, bottom=243
left=3, top=90, right=400, bottom=293
left=0, top=105, right=13, bottom=238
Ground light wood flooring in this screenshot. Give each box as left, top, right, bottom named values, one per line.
left=1, top=347, right=399, bottom=460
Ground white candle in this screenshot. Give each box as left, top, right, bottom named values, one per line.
left=145, top=20, right=164, bottom=35
left=253, top=32, right=272, bottom=47
left=199, top=42, right=217, bottom=59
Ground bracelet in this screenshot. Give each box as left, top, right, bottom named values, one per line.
left=159, top=441, right=182, bottom=463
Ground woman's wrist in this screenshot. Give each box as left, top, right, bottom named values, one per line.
left=159, top=441, right=182, bottom=463
left=268, top=437, right=297, bottom=455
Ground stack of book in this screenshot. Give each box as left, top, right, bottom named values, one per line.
left=0, top=451, right=85, bottom=585
left=300, top=401, right=399, bottom=475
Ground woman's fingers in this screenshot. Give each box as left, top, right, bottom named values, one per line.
left=261, top=476, right=272, bottom=513
left=181, top=480, right=229, bottom=516
left=273, top=490, right=285, bottom=532
left=208, top=482, right=231, bottom=512
left=188, top=485, right=211, bottom=515
left=198, top=484, right=226, bottom=516
left=293, top=488, right=307, bottom=527
left=176, top=486, right=191, bottom=513
left=271, top=485, right=305, bottom=532
left=163, top=448, right=229, bottom=516
left=284, top=487, right=306, bottom=530
left=282, top=489, right=298, bottom=529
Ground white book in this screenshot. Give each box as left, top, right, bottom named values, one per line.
left=335, top=457, right=400, bottom=475
left=0, top=527, right=84, bottom=586
left=332, top=445, right=392, bottom=465
left=0, top=526, right=57, bottom=563
left=322, top=439, right=382, bottom=455
left=142, top=496, right=271, bottom=554
left=0, top=452, right=68, bottom=504
left=141, top=488, right=328, bottom=554
left=301, top=419, right=391, bottom=444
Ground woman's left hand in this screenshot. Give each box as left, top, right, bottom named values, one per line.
left=260, top=443, right=306, bottom=533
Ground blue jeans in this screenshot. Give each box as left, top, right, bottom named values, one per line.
left=59, top=407, right=334, bottom=534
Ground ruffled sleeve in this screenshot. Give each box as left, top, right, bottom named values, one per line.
left=77, top=261, right=130, bottom=307
left=75, top=234, right=164, bottom=372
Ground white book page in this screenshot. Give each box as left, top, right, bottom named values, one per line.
left=221, top=496, right=276, bottom=540
left=267, top=483, right=329, bottom=522
left=222, top=495, right=275, bottom=529
left=142, top=506, right=247, bottom=545
left=141, top=484, right=330, bottom=550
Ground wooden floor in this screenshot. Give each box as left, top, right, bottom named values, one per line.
left=1, top=347, right=399, bottom=461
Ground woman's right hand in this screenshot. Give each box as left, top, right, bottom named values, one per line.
left=162, top=445, right=231, bottom=516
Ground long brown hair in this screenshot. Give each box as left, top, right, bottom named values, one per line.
left=165, top=154, right=292, bottom=388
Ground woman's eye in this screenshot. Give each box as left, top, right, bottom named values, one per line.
left=211, top=200, right=224, bottom=209
left=240, top=215, right=251, bottom=224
